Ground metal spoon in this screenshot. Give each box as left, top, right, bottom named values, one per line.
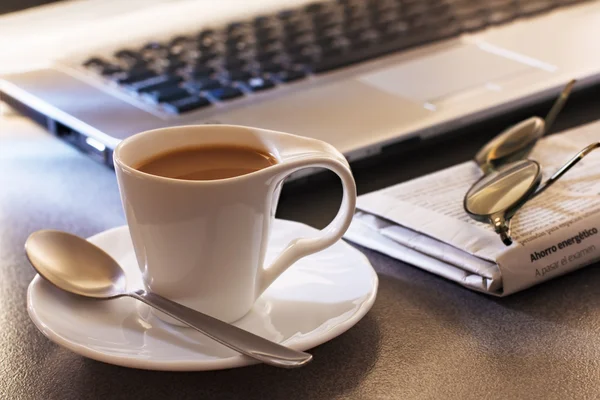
left=24, top=229, right=312, bottom=368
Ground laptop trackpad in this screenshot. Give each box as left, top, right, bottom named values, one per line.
left=359, top=44, right=539, bottom=104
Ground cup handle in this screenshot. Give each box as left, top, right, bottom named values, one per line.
left=256, top=155, right=357, bottom=296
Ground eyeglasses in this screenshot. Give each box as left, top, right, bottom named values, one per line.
left=464, top=79, right=600, bottom=246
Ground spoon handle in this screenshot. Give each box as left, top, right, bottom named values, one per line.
left=129, top=289, right=312, bottom=368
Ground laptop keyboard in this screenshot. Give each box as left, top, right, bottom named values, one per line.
left=82, top=0, right=587, bottom=115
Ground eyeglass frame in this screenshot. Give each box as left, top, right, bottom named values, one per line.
left=463, top=79, right=600, bottom=246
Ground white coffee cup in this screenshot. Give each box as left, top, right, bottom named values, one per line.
left=113, top=125, right=356, bottom=323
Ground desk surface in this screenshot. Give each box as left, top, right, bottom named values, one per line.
left=1, top=88, right=600, bottom=400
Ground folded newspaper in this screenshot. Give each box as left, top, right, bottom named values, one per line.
left=345, top=120, right=600, bottom=296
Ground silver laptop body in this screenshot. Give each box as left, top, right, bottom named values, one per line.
left=2, top=0, right=599, bottom=177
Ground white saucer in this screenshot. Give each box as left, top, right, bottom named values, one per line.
left=27, top=219, right=378, bottom=371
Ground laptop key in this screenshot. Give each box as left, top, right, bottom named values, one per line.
left=285, top=31, right=315, bottom=49
left=257, top=37, right=282, bottom=50
left=163, top=95, right=211, bottom=114
left=115, top=69, right=157, bottom=85
left=198, top=50, right=219, bottom=63
left=224, top=58, right=248, bottom=71
left=117, top=61, right=150, bottom=78
left=289, top=52, right=316, bottom=66
left=319, top=45, right=347, bottom=58
left=403, top=1, right=430, bottom=18
left=278, top=70, right=307, bottom=83
left=114, top=49, right=142, bottom=64
left=198, top=29, right=216, bottom=38
left=226, top=37, right=254, bottom=53
left=376, top=20, right=410, bottom=37
left=83, top=57, right=107, bottom=69
left=305, top=2, right=327, bottom=13
left=372, top=10, right=400, bottom=26
left=255, top=26, right=279, bottom=41
left=460, top=14, right=488, bottom=31
left=284, top=22, right=313, bottom=38
left=350, top=30, right=380, bottom=50
left=485, top=0, right=516, bottom=8
left=313, top=10, right=342, bottom=28
left=185, top=78, right=223, bottom=91
left=246, top=76, right=276, bottom=92
left=411, top=8, right=454, bottom=27
left=198, top=30, right=217, bottom=48
left=253, top=15, right=272, bottom=27
left=278, top=9, right=300, bottom=20
left=225, top=70, right=254, bottom=81
left=344, top=16, right=372, bottom=33
left=226, top=21, right=247, bottom=35
left=315, top=21, right=343, bottom=35
left=285, top=41, right=312, bottom=57
left=189, top=65, right=215, bottom=78
left=141, top=42, right=168, bottom=59
left=258, top=61, right=285, bottom=73
left=145, top=87, right=190, bottom=103
left=169, top=35, right=193, bottom=48
left=165, top=56, right=187, bottom=73
left=344, top=3, right=368, bottom=19
left=99, top=65, right=123, bottom=76
left=208, top=86, right=245, bottom=101
left=320, top=23, right=345, bottom=38
left=83, top=58, right=122, bottom=76
left=452, top=2, right=486, bottom=18
left=256, top=49, right=280, bottom=62
left=434, top=20, right=463, bottom=37
left=82, top=57, right=122, bottom=75
left=517, top=0, right=556, bottom=16
left=488, top=7, right=517, bottom=24
left=127, top=75, right=183, bottom=93
left=316, top=35, right=349, bottom=50
left=371, top=2, right=400, bottom=16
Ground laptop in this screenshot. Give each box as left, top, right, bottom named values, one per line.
left=2, top=0, right=600, bottom=179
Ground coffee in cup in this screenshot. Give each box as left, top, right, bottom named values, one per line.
left=135, top=145, right=278, bottom=181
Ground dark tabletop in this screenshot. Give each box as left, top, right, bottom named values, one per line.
left=0, top=0, right=59, bottom=15
left=2, top=84, right=600, bottom=400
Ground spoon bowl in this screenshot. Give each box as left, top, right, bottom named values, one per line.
left=25, top=230, right=127, bottom=299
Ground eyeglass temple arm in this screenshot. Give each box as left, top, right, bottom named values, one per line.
left=543, top=79, right=576, bottom=135
left=490, top=212, right=512, bottom=246
left=531, top=142, right=600, bottom=200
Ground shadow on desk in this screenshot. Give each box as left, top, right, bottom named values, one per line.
left=358, top=245, right=600, bottom=398
left=56, top=313, right=381, bottom=400
left=496, top=265, right=600, bottom=322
